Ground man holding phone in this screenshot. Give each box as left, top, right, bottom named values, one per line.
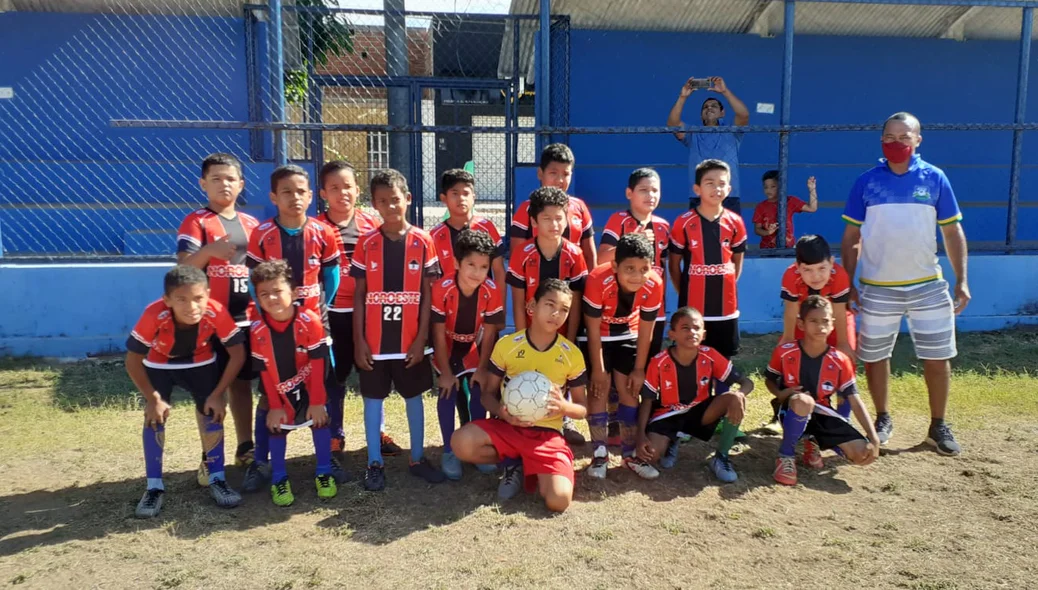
left=667, top=76, right=750, bottom=214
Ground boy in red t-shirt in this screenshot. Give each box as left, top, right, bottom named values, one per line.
left=751, top=170, right=818, bottom=249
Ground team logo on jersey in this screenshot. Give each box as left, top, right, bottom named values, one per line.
left=722, top=238, right=730, bottom=247
left=370, top=261, right=378, bottom=270
left=442, top=249, right=450, bottom=258
left=308, top=255, right=320, bottom=268
left=690, top=239, right=698, bottom=248
left=158, top=310, right=171, bottom=320
left=821, top=381, right=835, bottom=393
left=664, top=380, right=673, bottom=389
left=827, top=363, right=835, bottom=371
left=699, top=376, right=710, bottom=386
left=787, top=373, right=795, bottom=382
left=603, top=275, right=614, bottom=286
left=912, top=186, right=931, bottom=202
left=443, top=278, right=454, bottom=287
left=528, top=277, right=536, bottom=285
left=408, top=259, right=420, bottom=273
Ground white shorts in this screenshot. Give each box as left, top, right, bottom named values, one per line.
left=858, top=279, right=957, bottom=363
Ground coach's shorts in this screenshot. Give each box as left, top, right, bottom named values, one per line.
left=215, top=326, right=253, bottom=381
left=473, top=419, right=574, bottom=493
left=328, top=310, right=356, bottom=384
left=645, top=400, right=719, bottom=443
left=146, top=362, right=221, bottom=415
left=780, top=403, right=865, bottom=450
left=703, top=317, right=740, bottom=358
left=358, top=356, right=433, bottom=400
left=858, top=279, right=956, bottom=363
left=795, top=309, right=857, bottom=351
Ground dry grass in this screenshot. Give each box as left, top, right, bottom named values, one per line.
left=2, top=331, right=1038, bottom=589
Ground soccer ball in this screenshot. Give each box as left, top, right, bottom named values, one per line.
left=502, top=371, right=554, bottom=423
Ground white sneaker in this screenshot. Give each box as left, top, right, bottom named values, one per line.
left=624, top=457, right=660, bottom=480
left=587, top=446, right=608, bottom=479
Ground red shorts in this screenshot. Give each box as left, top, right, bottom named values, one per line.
left=473, top=418, right=574, bottom=493
left=796, top=310, right=857, bottom=350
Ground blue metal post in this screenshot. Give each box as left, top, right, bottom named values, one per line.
left=385, top=0, right=411, bottom=183
left=244, top=8, right=262, bottom=161
left=411, top=81, right=422, bottom=227
left=270, top=0, right=287, bottom=165
left=508, top=18, right=521, bottom=238
left=1007, top=7, right=1032, bottom=247
left=536, top=0, right=551, bottom=153
left=776, top=0, right=795, bottom=252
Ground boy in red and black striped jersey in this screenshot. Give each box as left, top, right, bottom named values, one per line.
left=352, top=169, right=446, bottom=491
left=430, top=168, right=507, bottom=305
left=634, top=307, right=754, bottom=483
left=176, top=153, right=259, bottom=470
left=431, top=229, right=506, bottom=480
left=583, top=233, right=664, bottom=480
left=766, top=296, right=880, bottom=486
left=126, top=266, right=245, bottom=518
left=249, top=261, right=337, bottom=506
left=668, top=159, right=748, bottom=393
left=510, top=143, right=597, bottom=269
left=316, top=160, right=401, bottom=457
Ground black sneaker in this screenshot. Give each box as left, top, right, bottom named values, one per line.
left=364, top=462, right=386, bottom=492
left=875, top=413, right=893, bottom=445
left=409, top=457, right=447, bottom=484
left=330, top=456, right=352, bottom=484
left=926, top=422, right=961, bottom=456
left=380, top=433, right=403, bottom=456
left=234, top=440, right=255, bottom=467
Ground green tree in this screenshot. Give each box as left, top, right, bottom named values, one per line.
left=284, top=0, right=354, bottom=105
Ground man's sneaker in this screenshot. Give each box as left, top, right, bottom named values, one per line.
left=409, top=457, right=447, bottom=484
left=380, top=433, right=403, bottom=456
left=802, top=439, right=824, bottom=469
left=242, top=462, right=271, bottom=493
left=270, top=478, right=294, bottom=507
left=709, top=455, right=739, bottom=483
left=773, top=456, right=798, bottom=486
left=315, top=474, right=338, bottom=499
left=441, top=451, right=463, bottom=481
left=659, top=441, right=679, bottom=470
left=476, top=463, right=498, bottom=474
left=330, top=437, right=345, bottom=453
left=875, top=413, right=894, bottom=445
left=234, top=441, right=255, bottom=467
left=498, top=464, right=523, bottom=500
left=209, top=479, right=242, bottom=508
left=364, top=462, right=386, bottom=492
left=563, top=419, right=586, bottom=445
left=762, top=418, right=783, bottom=436
left=587, top=446, right=608, bottom=479
left=135, top=489, right=164, bottom=518
left=624, top=457, right=660, bottom=480
left=329, top=456, right=352, bottom=484
left=926, top=422, right=962, bottom=456
left=196, top=454, right=209, bottom=488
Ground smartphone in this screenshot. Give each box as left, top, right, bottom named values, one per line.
left=688, top=78, right=713, bottom=89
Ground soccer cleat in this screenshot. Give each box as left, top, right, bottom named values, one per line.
left=562, top=418, right=587, bottom=445
left=241, top=461, right=271, bottom=493
left=135, top=489, right=164, bottom=519
left=587, top=446, right=608, bottom=479
left=773, top=456, right=798, bottom=486
left=409, top=457, right=447, bottom=484
left=315, top=474, right=338, bottom=499
left=802, top=439, right=824, bottom=469
left=364, top=462, right=386, bottom=492
left=709, top=455, right=739, bottom=483
left=380, top=433, right=403, bottom=456
left=270, top=478, right=294, bottom=507
left=209, top=479, right=242, bottom=508
left=875, top=413, right=894, bottom=445
left=441, top=451, right=463, bottom=481
left=330, top=437, right=345, bottom=453
left=234, top=441, right=255, bottom=467
left=498, top=464, right=523, bottom=500
left=659, top=440, right=679, bottom=470
left=926, top=422, right=962, bottom=456
left=329, top=456, right=352, bottom=484
left=196, top=454, right=209, bottom=488
left=476, top=462, right=498, bottom=475
left=624, top=457, right=660, bottom=480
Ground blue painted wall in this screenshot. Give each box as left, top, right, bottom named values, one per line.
left=3, top=255, right=1036, bottom=358
left=564, top=30, right=1038, bottom=247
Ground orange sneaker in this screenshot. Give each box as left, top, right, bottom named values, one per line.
left=773, top=456, right=798, bottom=486
left=802, top=439, right=824, bottom=469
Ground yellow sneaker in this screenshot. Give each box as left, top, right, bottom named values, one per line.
left=196, top=455, right=209, bottom=488
left=315, top=474, right=338, bottom=499
left=270, top=478, right=294, bottom=507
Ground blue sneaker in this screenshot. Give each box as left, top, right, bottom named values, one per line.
left=709, top=455, right=738, bottom=483
left=659, top=440, right=679, bottom=470
left=441, top=451, right=463, bottom=481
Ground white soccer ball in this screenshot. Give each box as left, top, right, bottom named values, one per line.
left=502, top=370, right=554, bottom=423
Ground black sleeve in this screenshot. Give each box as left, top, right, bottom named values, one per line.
left=125, top=336, right=150, bottom=355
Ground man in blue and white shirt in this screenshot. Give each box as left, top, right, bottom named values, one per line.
left=841, top=112, right=970, bottom=456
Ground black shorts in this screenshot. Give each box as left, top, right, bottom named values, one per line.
left=328, top=310, right=355, bottom=384
left=578, top=339, right=638, bottom=376
left=703, top=318, right=740, bottom=358
left=649, top=320, right=665, bottom=358
left=215, top=325, right=254, bottom=381
left=146, top=362, right=221, bottom=415
left=780, top=404, right=866, bottom=450
left=358, top=356, right=433, bottom=400
left=645, top=399, right=720, bottom=443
